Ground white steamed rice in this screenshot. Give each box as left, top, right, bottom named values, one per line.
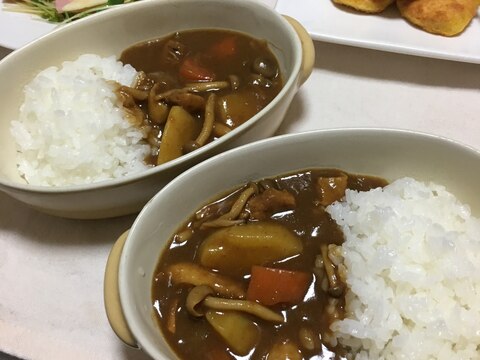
left=326, top=178, right=480, bottom=360
left=10, top=54, right=150, bottom=186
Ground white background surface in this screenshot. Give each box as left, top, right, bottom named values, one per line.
left=1, top=2, right=480, bottom=359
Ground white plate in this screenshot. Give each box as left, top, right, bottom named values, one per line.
left=276, top=0, right=480, bottom=64
left=0, top=0, right=278, bottom=50
left=0, top=0, right=56, bottom=49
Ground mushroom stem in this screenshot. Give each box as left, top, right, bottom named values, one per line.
left=320, top=244, right=344, bottom=297
left=174, top=228, right=194, bottom=243
left=120, top=85, right=149, bottom=101
left=154, top=88, right=185, bottom=101
left=168, top=262, right=246, bottom=299
left=201, top=185, right=256, bottom=229
left=166, top=298, right=179, bottom=333
left=200, top=218, right=245, bottom=229
left=194, top=93, right=216, bottom=146
left=154, top=81, right=229, bottom=102
left=184, top=81, right=230, bottom=92
left=118, top=90, right=145, bottom=126
left=148, top=83, right=169, bottom=124
left=203, top=296, right=284, bottom=323
left=186, top=285, right=214, bottom=317
left=166, top=91, right=205, bottom=113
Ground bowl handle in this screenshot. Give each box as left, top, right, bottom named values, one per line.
left=283, top=15, right=315, bottom=87
left=104, top=230, right=137, bottom=347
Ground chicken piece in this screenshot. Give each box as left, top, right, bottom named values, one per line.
left=397, top=0, right=479, bottom=36
left=332, top=0, right=394, bottom=13
left=246, top=188, right=295, bottom=220
left=316, top=174, right=348, bottom=207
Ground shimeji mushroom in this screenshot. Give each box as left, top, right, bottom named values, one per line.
left=148, top=84, right=170, bottom=125
left=167, top=262, right=246, bottom=299
left=117, top=89, right=144, bottom=126
left=320, top=244, right=345, bottom=298
left=185, top=81, right=230, bottom=92
left=252, top=57, right=278, bottom=79
left=200, top=184, right=257, bottom=229
left=185, top=285, right=283, bottom=356
left=183, top=93, right=217, bottom=153
left=186, top=285, right=284, bottom=323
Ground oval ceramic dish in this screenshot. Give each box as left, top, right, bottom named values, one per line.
left=104, top=128, right=480, bottom=359
left=0, top=0, right=314, bottom=219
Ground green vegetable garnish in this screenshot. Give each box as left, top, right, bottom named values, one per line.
left=3, top=0, right=136, bottom=24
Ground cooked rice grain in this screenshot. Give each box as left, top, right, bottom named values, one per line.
left=10, top=54, right=150, bottom=186
left=327, top=178, right=480, bottom=360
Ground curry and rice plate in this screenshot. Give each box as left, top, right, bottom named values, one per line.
left=151, top=169, right=480, bottom=360
left=10, top=29, right=283, bottom=186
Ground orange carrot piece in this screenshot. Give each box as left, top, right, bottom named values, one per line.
left=247, top=266, right=312, bottom=306
left=179, top=57, right=214, bottom=82
left=210, top=36, right=237, bottom=58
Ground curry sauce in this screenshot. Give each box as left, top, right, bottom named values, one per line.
left=119, top=29, right=283, bottom=166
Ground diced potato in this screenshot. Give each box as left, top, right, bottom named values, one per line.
left=198, top=222, right=303, bottom=276
left=206, top=310, right=260, bottom=356
left=157, top=106, right=199, bottom=165
left=216, top=91, right=261, bottom=127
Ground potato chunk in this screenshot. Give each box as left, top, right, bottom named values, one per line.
left=216, top=90, right=263, bottom=127
left=157, top=106, right=199, bottom=165
left=198, top=222, right=302, bottom=276
left=206, top=310, right=260, bottom=356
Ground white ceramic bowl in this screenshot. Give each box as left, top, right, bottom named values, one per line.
left=0, top=0, right=314, bottom=219
left=104, top=128, right=480, bottom=359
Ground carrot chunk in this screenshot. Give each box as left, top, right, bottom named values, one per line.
left=209, top=36, right=237, bottom=58
left=247, top=266, right=311, bottom=306
left=179, top=57, right=214, bottom=82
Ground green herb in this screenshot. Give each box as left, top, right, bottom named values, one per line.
left=3, top=0, right=135, bottom=24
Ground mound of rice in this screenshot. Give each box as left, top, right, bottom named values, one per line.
left=326, top=178, right=480, bottom=360
left=10, top=54, right=150, bottom=186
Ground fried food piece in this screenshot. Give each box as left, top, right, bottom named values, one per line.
left=333, top=0, right=395, bottom=13
left=397, top=0, right=479, bottom=36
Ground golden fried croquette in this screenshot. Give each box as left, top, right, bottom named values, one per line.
left=333, top=0, right=395, bottom=13
left=397, top=0, right=479, bottom=36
